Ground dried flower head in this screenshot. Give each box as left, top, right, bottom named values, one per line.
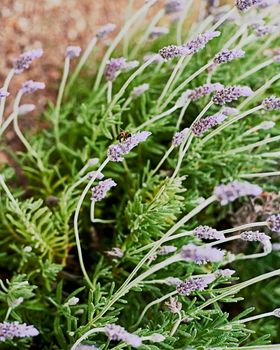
left=146, top=333, right=165, bottom=343
left=107, top=131, right=151, bottom=162
left=104, top=324, right=142, bottom=348
left=14, top=48, right=43, bottom=74
left=258, top=121, right=275, bottom=129
left=165, top=0, right=184, bottom=14
left=96, top=23, right=116, bottom=39
left=191, top=112, right=227, bottom=136
left=0, top=89, right=9, bottom=98
left=180, top=243, right=224, bottom=264
left=65, top=297, right=79, bottom=306
left=194, top=225, right=225, bottom=240
left=131, top=84, right=149, bottom=99
left=183, top=31, right=221, bottom=55
left=106, top=247, right=124, bottom=258
left=20, top=80, right=45, bottom=95
left=150, top=26, right=169, bottom=39
left=172, top=128, right=189, bottom=146
left=213, top=48, right=245, bottom=64
left=273, top=308, right=280, bottom=317
left=91, top=178, right=117, bottom=201
left=213, top=86, right=253, bottom=105
left=104, top=57, right=126, bottom=81
left=177, top=275, right=215, bottom=296
left=66, top=46, right=82, bottom=59
left=267, top=214, right=280, bottom=232
left=214, top=181, right=262, bottom=205
left=165, top=296, right=182, bottom=313
left=262, top=96, right=280, bottom=110
left=159, top=45, right=186, bottom=60
left=235, top=0, right=262, bottom=11
left=0, top=322, right=39, bottom=341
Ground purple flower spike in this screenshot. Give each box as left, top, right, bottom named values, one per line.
left=14, top=48, right=43, bottom=74
left=165, top=0, right=184, bottom=14
left=183, top=31, right=220, bottom=55
left=96, top=23, right=116, bottom=39
left=177, top=275, right=215, bottom=296
left=0, top=322, right=39, bottom=341
left=240, top=230, right=270, bottom=243
left=91, top=178, right=117, bottom=201
left=191, top=112, right=227, bottom=136
left=20, top=80, right=45, bottom=95
left=214, top=48, right=245, bottom=64
left=213, top=86, right=253, bottom=105
left=214, top=181, right=263, bottom=205
left=262, top=96, right=280, bottom=110
left=66, top=46, right=81, bottom=59
left=221, top=106, right=239, bottom=115
left=267, top=214, right=280, bottom=233
left=104, top=57, right=126, bottom=81
left=159, top=45, right=187, bottom=60
left=182, top=83, right=224, bottom=102
left=107, top=131, right=151, bottom=162
left=104, top=324, right=142, bottom=348
left=172, top=128, right=189, bottom=147
left=235, top=0, right=263, bottom=11
left=131, top=84, right=149, bottom=99
left=254, top=24, right=278, bottom=37
left=150, top=26, right=169, bottom=39
left=0, top=89, right=9, bottom=98
left=180, top=243, right=224, bottom=264
left=194, top=225, right=225, bottom=240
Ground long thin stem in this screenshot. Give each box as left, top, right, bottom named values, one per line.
left=54, top=56, right=70, bottom=147
left=73, top=158, right=110, bottom=289
left=66, top=37, right=97, bottom=95
left=71, top=327, right=104, bottom=350
left=0, top=69, right=15, bottom=126
left=236, top=311, right=275, bottom=324
left=170, top=310, right=182, bottom=336
left=151, top=145, right=175, bottom=176
left=135, top=105, right=178, bottom=131
left=240, top=171, right=280, bottom=179
left=176, top=0, right=193, bottom=45
left=0, top=112, right=15, bottom=136
left=13, top=92, right=45, bottom=171
left=176, top=99, right=190, bottom=129
left=228, top=135, right=280, bottom=155
left=93, top=0, right=156, bottom=90
left=234, top=59, right=274, bottom=83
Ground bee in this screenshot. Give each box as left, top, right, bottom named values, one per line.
left=117, top=129, right=131, bottom=143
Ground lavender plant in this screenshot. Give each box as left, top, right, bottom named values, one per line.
left=1, top=0, right=280, bottom=349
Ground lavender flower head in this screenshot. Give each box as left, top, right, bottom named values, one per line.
left=213, top=86, right=253, bottom=105
left=20, top=80, right=45, bottom=95
left=150, top=26, right=169, bottom=39
left=0, top=322, right=39, bottom=341
left=235, top=0, right=263, bottom=11
left=159, top=45, right=186, bottom=60
left=91, top=178, right=117, bottom=201
left=157, top=245, right=177, bottom=255
left=240, top=230, right=271, bottom=244
left=267, top=214, right=280, bottom=233
left=66, top=46, right=81, bottom=59
left=107, top=131, right=151, bottom=162
left=221, top=106, right=239, bottom=115
left=214, top=269, right=235, bottom=277
left=214, top=181, right=263, bottom=205
left=180, top=83, right=224, bottom=103
left=96, top=23, right=116, bottom=39
left=253, top=24, right=278, bottom=37
left=165, top=0, right=184, bottom=14
left=131, top=84, right=149, bottom=99
left=0, top=89, right=9, bottom=98
left=191, top=112, right=227, bottom=136
left=262, top=96, right=280, bottom=110
left=14, top=48, right=43, bottom=74
left=104, top=324, right=142, bottom=348
left=144, top=53, right=164, bottom=63
left=104, top=57, right=126, bottom=81
left=214, top=48, right=245, bottom=64
left=180, top=243, right=224, bottom=264
left=76, top=345, right=98, bottom=350
left=183, top=31, right=220, bottom=55
left=165, top=296, right=182, bottom=313
left=172, top=128, right=189, bottom=146
left=122, top=60, right=139, bottom=72
left=177, top=275, right=215, bottom=296
left=194, top=225, right=225, bottom=240
left=18, top=104, right=36, bottom=115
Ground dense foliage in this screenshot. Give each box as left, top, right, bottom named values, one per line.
left=0, top=0, right=280, bottom=349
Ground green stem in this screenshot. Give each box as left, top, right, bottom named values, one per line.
left=235, top=59, right=274, bottom=83
left=228, top=135, right=280, bottom=155
left=71, top=327, right=104, bottom=350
